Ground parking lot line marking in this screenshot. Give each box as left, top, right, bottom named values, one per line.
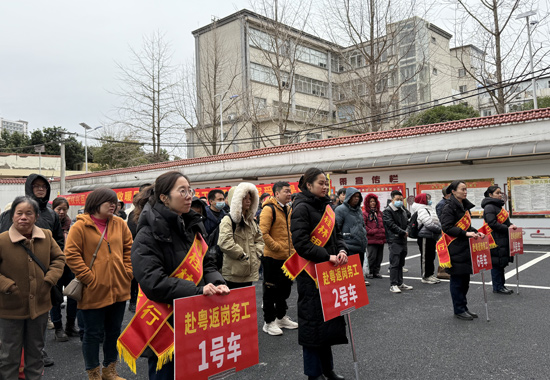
left=523, top=250, right=550, bottom=254
left=394, top=276, right=550, bottom=290
left=381, top=254, right=420, bottom=266
left=504, top=252, right=550, bottom=280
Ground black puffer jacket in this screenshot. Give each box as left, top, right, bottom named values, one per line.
left=290, top=190, right=348, bottom=348
left=382, top=203, right=411, bottom=244
left=131, top=202, right=225, bottom=305
left=441, top=195, right=478, bottom=275
left=481, top=197, right=512, bottom=268
left=0, top=174, right=64, bottom=250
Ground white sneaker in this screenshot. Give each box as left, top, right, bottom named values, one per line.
left=421, top=277, right=437, bottom=284
left=428, top=275, right=441, bottom=283
left=276, top=315, right=298, bottom=329
left=263, top=321, right=283, bottom=336
left=399, top=283, right=413, bottom=290
left=390, top=285, right=402, bottom=293
left=403, top=267, right=409, bottom=273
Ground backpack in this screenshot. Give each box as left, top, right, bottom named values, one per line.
left=408, top=211, right=420, bottom=239
left=265, top=204, right=277, bottom=227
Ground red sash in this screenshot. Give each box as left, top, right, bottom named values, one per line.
left=282, top=205, right=335, bottom=286
left=478, top=208, right=509, bottom=249
left=436, top=212, right=471, bottom=268
left=117, top=234, right=208, bottom=373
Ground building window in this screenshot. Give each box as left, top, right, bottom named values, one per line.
left=250, top=63, right=287, bottom=87
left=294, top=74, right=328, bottom=97
left=481, top=109, right=492, bottom=116
left=296, top=45, right=328, bottom=68
left=252, top=125, right=261, bottom=149
left=458, top=68, right=466, bottom=77
left=337, top=105, right=355, bottom=121
left=349, top=52, right=364, bottom=69
left=282, top=131, right=300, bottom=145
left=459, top=85, right=467, bottom=93
left=306, top=133, right=322, bottom=141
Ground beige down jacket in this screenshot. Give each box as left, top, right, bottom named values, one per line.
left=218, top=183, right=264, bottom=283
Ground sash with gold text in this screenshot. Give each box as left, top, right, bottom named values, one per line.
left=478, top=208, right=509, bottom=249
left=117, top=233, right=208, bottom=373
left=436, top=211, right=471, bottom=268
left=282, top=204, right=335, bottom=286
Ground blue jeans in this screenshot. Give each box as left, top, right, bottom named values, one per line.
left=79, top=302, right=126, bottom=370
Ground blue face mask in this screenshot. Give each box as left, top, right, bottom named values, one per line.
left=394, top=200, right=403, bottom=208
left=215, top=201, right=226, bottom=210
left=428, top=200, right=433, bottom=206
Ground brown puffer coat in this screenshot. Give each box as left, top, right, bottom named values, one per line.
left=0, top=226, right=65, bottom=319
left=65, top=214, right=133, bottom=310
left=259, top=197, right=295, bottom=261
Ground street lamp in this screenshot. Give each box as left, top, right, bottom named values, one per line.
left=214, top=92, right=239, bottom=154
left=80, top=122, right=103, bottom=173
left=517, top=10, right=538, bottom=110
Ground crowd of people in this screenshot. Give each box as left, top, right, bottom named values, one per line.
left=0, top=169, right=519, bottom=380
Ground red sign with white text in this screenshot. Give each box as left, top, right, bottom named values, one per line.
left=316, top=255, right=369, bottom=322
left=469, top=236, right=493, bottom=274
left=509, top=228, right=524, bottom=256
left=173, top=286, right=258, bottom=380
left=60, top=182, right=302, bottom=206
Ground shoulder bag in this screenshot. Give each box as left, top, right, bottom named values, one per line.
left=18, top=241, right=64, bottom=306
left=63, top=222, right=107, bottom=301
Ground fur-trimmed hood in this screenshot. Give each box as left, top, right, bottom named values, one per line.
left=227, top=182, right=259, bottom=223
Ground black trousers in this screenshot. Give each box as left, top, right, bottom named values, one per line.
left=303, top=345, right=334, bottom=377
left=262, top=256, right=293, bottom=323
left=367, top=244, right=384, bottom=275
left=389, top=242, right=407, bottom=286
left=417, top=238, right=436, bottom=278
left=225, top=280, right=252, bottom=289
left=450, top=274, right=470, bottom=314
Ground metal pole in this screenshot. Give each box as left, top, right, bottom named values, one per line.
left=515, top=255, right=520, bottom=295
left=481, top=271, right=489, bottom=322
left=39, top=151, right=42, bottom=174
left=84, top=127, right=88, bottom=173
left=220, top=96, right=224, bottom=154
left=345, top=314, right=360, bottom=380
left=60, top=142, right=66, bottom=195
left=526, top=16, right=538, bottom=110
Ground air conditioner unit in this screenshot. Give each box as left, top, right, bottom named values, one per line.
left=228, top=114, right=237, bottom=121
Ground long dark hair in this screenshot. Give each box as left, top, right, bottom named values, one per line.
left=133, top=171, right=189, bottom=223
left=484, top=185, right=500, bottom=198
left=298, top=167, right=325, bottom=192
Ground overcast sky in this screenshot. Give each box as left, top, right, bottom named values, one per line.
left=0, top=0, right=249, bottom=140
left=0, top=0, right=547, bottom=152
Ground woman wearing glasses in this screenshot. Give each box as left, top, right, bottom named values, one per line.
left=65, top=188, right=134, bottom=380
left=130, top=171, right=228, bottom=379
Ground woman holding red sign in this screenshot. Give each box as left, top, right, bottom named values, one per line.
left=127, top=171, right=229, bottom=380
left=289, top=167, right=348, bottom=380
left=480, top=186, right=517, bottom=295
left=439, top=180, right=484, bottom=321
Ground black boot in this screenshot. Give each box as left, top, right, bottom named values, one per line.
left=324, top=370, right=345, bottom=380
left=53, top=321, right=68, bottom=342
left=65, top=318, right=80, bottom=337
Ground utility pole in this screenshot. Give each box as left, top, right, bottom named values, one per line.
left=60, top=137, right=66, bottom=195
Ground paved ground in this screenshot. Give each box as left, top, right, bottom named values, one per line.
left=42, top=243, right=550, bottom=379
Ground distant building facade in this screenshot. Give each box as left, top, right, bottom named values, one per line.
left=187, top=10, right=483, bottom=158
left=0, top=118, right=28, bottom=135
